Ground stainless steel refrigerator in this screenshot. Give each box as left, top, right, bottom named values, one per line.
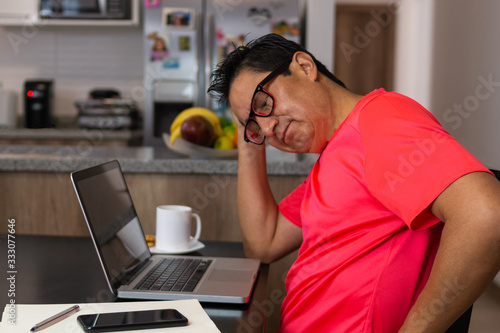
left=142, top=0, right=304, bottom=146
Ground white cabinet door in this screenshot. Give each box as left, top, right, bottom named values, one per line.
left=0, top=0, right=37, bottom=25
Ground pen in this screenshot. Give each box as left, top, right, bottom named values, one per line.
left=30, top=305, right=80, bottom=332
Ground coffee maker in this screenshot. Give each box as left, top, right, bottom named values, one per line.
left=24, top=80, right=53, bottom=128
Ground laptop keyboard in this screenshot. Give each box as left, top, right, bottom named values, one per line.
left=134, top=258, right=212, bottom=292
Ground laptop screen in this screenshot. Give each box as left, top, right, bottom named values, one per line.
left=71, top=161, right=150, bottom=289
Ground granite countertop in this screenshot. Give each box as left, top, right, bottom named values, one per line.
left=0, top=144, right=317, bottom=175
left=0, top=127, right=143, bottom=141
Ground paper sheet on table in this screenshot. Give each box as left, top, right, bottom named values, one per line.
left=0, top=299, right=221, bottom=332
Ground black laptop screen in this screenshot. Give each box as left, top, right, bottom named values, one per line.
left=72, top=161, right=150, bottom=289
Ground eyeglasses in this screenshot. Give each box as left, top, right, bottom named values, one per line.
left=244, top=59, right=292, bottom=145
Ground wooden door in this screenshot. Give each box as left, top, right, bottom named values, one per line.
left=334, top=5, right=396, bottom=95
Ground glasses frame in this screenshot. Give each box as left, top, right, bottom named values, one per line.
left=244, top=58, right=293, bottom=145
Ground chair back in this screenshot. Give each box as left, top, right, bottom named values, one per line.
left=447, top=306, right=473, bottom=333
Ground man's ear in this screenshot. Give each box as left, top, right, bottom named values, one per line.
left=292, top=51, right=318, bottom=81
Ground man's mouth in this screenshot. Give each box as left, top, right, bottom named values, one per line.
left=282, top=121, right=292, bottom=145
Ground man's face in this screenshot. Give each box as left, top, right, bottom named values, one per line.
left=228, top=58, right=333, bottom=154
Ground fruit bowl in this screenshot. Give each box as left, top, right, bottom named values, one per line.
left=163, top=133, right=238, bottom=159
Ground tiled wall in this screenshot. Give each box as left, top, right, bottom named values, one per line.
left=0, top=25, right=144, bottom=120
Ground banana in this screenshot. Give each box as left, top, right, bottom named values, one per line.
left=170, top=107, right=222, bottom=138
left=170, top=126, right=182, bottom=146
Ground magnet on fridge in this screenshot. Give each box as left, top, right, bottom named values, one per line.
left=179, top=36, right=191, bottom=51
left=248, top=7, right=271, bottom=27
left=150, top=34, right=170, bottom=62
left=162, top=8, right=195, bottom=30
left=272, top=18, right=300, bottom=36
left=163, top=58, right=180, bottom=69
left=144, top=0, right=160, bottom=8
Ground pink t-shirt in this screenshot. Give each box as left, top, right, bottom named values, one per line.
left=277, top=89, right=491, bottom=332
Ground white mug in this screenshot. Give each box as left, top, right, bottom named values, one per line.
left=156, top=205, right=201, bottom=252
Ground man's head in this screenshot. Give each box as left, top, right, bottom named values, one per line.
left=208, top=34, right=347, bottom=154
left=208, top=34, right=345, bottom=107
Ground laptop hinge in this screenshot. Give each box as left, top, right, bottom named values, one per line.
left=120, top=258, right=153, bottom=286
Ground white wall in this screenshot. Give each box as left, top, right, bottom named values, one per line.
left=429, top=0, right=500, bottom=171
left=0, top=25, right=144, bottom=120
left=393, top=0, right=435, bottom=109
left=304, top=0, right=335, bottom=72
left=334, top=0, right=500, bottom=173
left=409, top=0, right=500, bottom=287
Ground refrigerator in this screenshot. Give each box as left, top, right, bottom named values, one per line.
left=142, top=0, right=304, bottom=146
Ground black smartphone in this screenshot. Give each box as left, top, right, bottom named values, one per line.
left=77, top=309, right=188, bottom=332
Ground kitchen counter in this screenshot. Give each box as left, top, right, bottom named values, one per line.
left=0, top=126, right=143, bottom=142
left=0, top=144, right=316, bottom=175
left=0, top=144, right=314, bottom=238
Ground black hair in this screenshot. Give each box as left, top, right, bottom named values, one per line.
left=208, top=33, right=346, bottom=106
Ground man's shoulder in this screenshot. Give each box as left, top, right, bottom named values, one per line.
left=353, top=90, right=438, bottom=129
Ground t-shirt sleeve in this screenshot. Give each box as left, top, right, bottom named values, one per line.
left=358, top=93, right=491, bottom=230
left=278, top=179, right=308, bottom=228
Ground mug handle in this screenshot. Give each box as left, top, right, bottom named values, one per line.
left=191, top=213, right=201, bottom=242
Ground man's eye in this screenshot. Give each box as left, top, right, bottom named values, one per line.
left=261, top=96, right=269, bottom=108
left=252, top=92, right=272, bottom=114
left=262, top=96, right=273, bottom=113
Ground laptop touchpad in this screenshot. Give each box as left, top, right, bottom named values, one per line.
left=208, top=269, right=254, bottom=282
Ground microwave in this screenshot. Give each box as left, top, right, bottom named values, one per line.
left=40, top=0, right=131, bottom=20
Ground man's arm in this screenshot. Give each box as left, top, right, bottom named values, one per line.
left=399, top=171, right=500, bottom=332
left=236, top=131, right=302, bottom=264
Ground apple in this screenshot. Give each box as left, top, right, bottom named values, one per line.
left=180, top=115, right=215, bottom=147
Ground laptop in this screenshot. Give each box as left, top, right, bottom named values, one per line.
left=70, top=160, right=260, bottom=304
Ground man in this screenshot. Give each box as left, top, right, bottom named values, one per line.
left=208, top=34, right=500, bottom=332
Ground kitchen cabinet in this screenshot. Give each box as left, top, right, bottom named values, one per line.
left=0, top=0, right=37, bottom=25
left=0, top=145, right=312, bottom=238
left=0, top=172, right=305, bottom=239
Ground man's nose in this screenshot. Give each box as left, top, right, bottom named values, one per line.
left=256, top=116, right=278, bottom=138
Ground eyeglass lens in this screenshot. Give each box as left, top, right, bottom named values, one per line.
left=252, top=91, right=274, bottom=116
left=245, top=119, right=264, bottom=144
left=246, top=91, right=274, bottom=144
